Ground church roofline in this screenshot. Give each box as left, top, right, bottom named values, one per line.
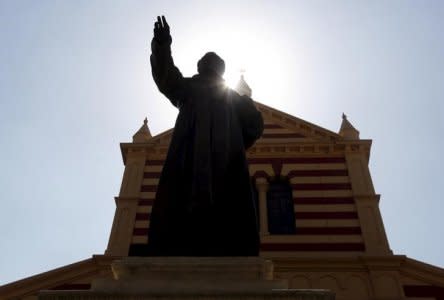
left=0, top=256, right=98, bottom=299
left=130, top=100, right=343, bottom=143
left=119, top=101, right=370, bottom=164
left=254, top=101, right=341, bottom=140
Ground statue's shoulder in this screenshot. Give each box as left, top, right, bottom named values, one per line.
left=229, top=88, right=253, bottom=102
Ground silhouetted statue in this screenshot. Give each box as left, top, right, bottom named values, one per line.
left=131, top=16, right=263, bottom=256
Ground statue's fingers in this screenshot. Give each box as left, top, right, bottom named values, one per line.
left=162, top=15, right=169, bottom=29
left=157, top=16, right=162, bottom=27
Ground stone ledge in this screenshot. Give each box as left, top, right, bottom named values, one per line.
left=92, top=278, right=287, bottom=295
left=40, top=289, right=335, bottom=300
left=110, top=257, right=273, bottom=281
left=38, top=258, right=335, bottom=300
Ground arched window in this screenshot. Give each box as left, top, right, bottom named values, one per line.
left=267, top=178, right=296, bottom=234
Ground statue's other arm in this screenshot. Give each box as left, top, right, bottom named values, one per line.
left=150, top=16, right=185, bottom=108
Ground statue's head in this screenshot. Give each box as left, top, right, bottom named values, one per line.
left=197, top=52, right=225, bottom=77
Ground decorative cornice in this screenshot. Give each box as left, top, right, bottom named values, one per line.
left=120, top=143, right=154, bottom=164
left=359, top=255, right=406, bottom=270
left=114, top=196, right=140, bottom=205
left=119, top=139, right=372, bottom=164
left=353, top=194, right=381, bottom=204
left=271, top=255, right=407, bottom=273
left=248, top=140, right=371, bottom=158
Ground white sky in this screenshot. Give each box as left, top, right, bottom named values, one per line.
left=0, top=0, right=443, bottom=285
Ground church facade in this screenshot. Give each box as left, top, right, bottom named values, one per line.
left=2, top=82, right=444, bottom=299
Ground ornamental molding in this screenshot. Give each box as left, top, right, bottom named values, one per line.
left=114, top=196, right=140, bottom=205
left=272, top=255, right=407, bottom=273
left=353, top=195, right=381, bottom=204
left=120, top=140, right=372, bottom=163
left=248, top=142, right=371, bottom=157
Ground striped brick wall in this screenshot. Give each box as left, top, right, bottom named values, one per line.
left=250, top=156, right=363, bottom=253
left=131, top=160, right=161, bottom=245
left=130, top=121, right=364, bottom=254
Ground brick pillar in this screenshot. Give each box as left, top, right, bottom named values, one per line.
left=345, top=152, right=391, bottom=255
left=105, top=148, right=146, bottom=256
left=256, top=177, right=270, bottom=236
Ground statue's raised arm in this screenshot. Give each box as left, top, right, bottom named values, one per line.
left=150, top=16, right=185, bottom=108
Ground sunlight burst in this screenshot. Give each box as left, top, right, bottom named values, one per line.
left=174, top=25, right=289, bottom=102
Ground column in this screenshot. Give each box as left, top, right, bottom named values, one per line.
left=256, top=177, right=270, bottom=236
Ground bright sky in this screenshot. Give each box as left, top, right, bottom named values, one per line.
left=1, top=1, right=443, bottom=285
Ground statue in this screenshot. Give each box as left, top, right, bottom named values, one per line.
left=132, top=16, right=263, bottom=256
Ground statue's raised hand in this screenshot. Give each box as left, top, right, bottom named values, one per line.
left=153, top=15, right=172, bottom=45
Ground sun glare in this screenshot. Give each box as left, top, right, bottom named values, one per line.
left=175, top=26, right=288, bottom=103
left=224, top=69, right=245, bottom=89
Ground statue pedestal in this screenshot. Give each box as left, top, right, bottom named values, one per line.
left=39, top=257, right=334, bottom=300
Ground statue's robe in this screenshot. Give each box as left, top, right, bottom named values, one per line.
left=129, top=39, right=263, bottom=256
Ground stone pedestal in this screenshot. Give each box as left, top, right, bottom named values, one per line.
left=39, top=257, right=334, bottom=300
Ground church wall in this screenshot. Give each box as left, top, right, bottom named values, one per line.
left=124, top=110, right=395, bottom=260
left=249, top=154, right=364, bottom=255
left=128, top=120, right=371, bottom=257
left=129, top=155, right=366, bottom=255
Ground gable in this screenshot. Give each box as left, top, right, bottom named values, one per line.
left=256, top=102, right=341, bottom=142
left=146, top=101, right=342, bottom=146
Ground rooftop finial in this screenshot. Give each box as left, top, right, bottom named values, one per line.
left=339, top=113, right=359, bottom=140
left=234, top=70, right=252, bottom=97
left=133, top=117, right=152, bottom=143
